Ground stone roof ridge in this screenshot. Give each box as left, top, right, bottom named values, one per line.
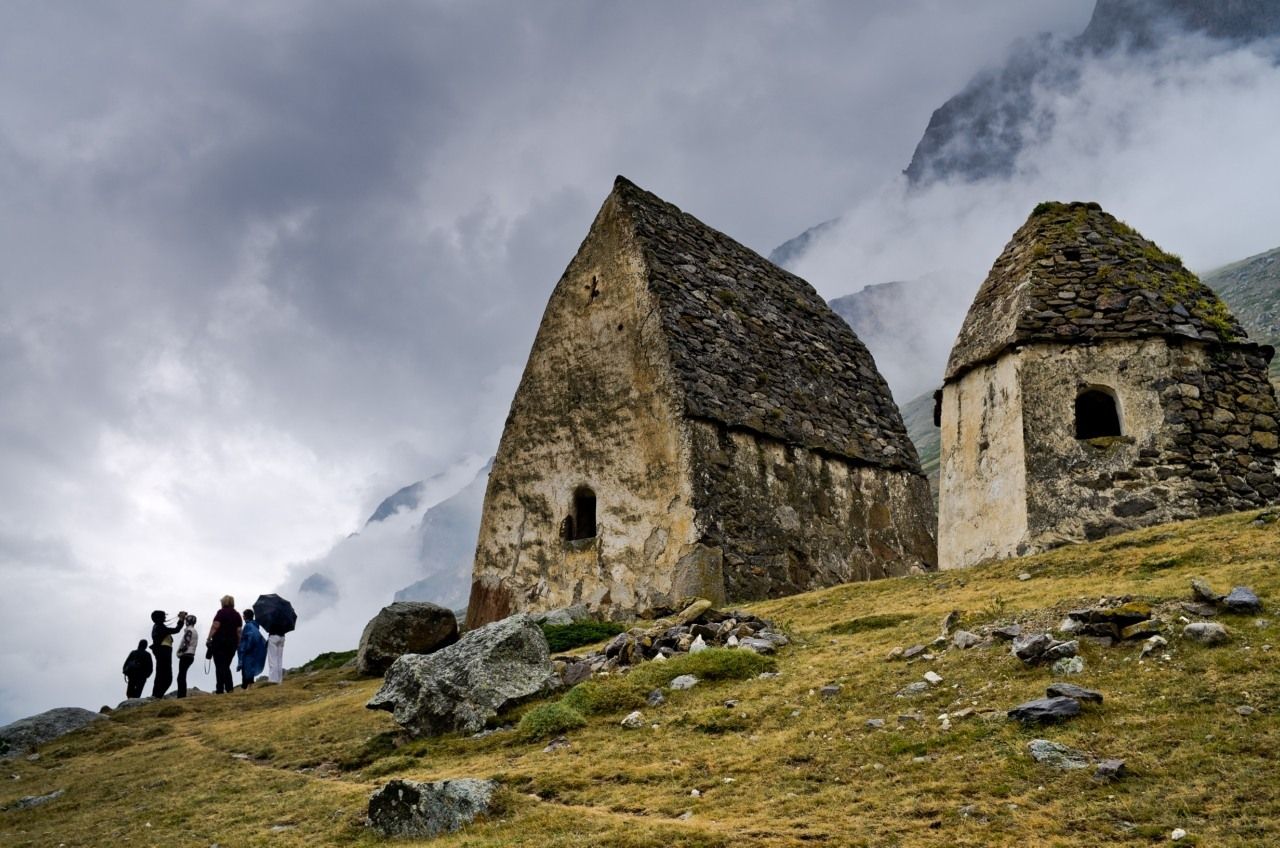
left=944, top=200, right=1252, bottom=382
left=607, top=176, right=922, bottom=473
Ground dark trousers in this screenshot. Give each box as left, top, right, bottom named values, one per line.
left=176, top=654, right=195, bottom=697
left=213, top=643, right=237, bottom=694
left=150, top=645, right=173, bottom=699
left=126, top=676, right=148, bottom=699
left=242, top=668, right=254, bottom=689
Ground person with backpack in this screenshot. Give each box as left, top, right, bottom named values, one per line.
left=237, top=608, right=268, bottom=689
left=150, top=609, right=187, bottom=699
left=175, top=614, right=200, bottom=698
left=206, top=595, right=242, bottom=694
left=122, top=639, right=153, bottom=698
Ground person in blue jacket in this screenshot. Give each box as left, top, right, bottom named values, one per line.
left=237, top=608, right=268, bottom=689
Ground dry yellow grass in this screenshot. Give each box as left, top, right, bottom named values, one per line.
left=2, top=509, right=1278, bottom=847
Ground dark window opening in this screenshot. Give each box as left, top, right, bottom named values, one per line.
left=564, top=487, right=597, bottom=541
left=586, top=276, right=600, bottom=305
left=1075, top=388, right=1122, bottom=439
left=1063, top=248, right=1081, bottom=262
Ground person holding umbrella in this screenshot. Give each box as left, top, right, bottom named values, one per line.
left=252, top=594, right=297, bottom=684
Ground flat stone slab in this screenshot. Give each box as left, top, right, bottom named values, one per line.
left=1045, top=683, right=1104, bottom=703
left=0, top=708, right=105, bottom=759
left=1008, top=697, right=1081, bottom=724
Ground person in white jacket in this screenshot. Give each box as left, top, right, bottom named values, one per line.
left=266, top=633, right=286, bottom=683
left=175, top=615, right=199, bottom=698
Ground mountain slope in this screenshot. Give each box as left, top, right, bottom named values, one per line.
left=394, top=460, right=490, bottom=608
left=6, top=509, right=1278, bottom=846
left=905, top=0, right=1280, bottom=185
left=1202, top=246, right=1280, bottom=383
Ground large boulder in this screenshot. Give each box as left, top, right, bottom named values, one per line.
left=0, top=707, right=105, bottom=758
left=366, top=613, right=554, bottom=736
left=357, top=601, right=459, bottom=676
left=367, top=778, right=496, bottom=837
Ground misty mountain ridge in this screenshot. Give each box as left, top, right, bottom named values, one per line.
left=905, top=0, right=1280, bottom=185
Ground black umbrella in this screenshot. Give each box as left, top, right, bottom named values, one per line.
left=252, top=594, right=297, bottom=636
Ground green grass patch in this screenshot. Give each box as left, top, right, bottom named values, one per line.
left=337, top=730, right=401, bottom=771
left=517, top=702, right=587, bottom=741
left=825, top=613, right=915, bottom=635
left=362, top=754, right=420, bottom=777
left=541, top=621, right=625, bottom=653
left=299, top=649, right=356, bottom=671
left=563, top=649, right=774, bottom=716
left=679, top=707, right=750, bottom=734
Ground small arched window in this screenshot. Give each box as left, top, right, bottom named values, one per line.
left=564, top=487, right=597, bottom=541
left=1075, top=387, right=1122, bottom=439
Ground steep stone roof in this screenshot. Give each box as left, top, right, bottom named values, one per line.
left=610, top=177, right=920, bottom=472
left=945, top=201, right=1251, bottom=382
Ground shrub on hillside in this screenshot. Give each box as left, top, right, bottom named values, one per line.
left=541, top=621, right=625, bottom=652
left=517, top=702, right=587, bottom=740
left=563, top=648, right=774, bottom=716
left=300, top=649, right=357, bottom=671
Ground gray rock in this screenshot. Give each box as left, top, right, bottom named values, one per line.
left=646, top=689, right=666, bottom=707
left=0, top=707, right=105, bottom=759
left=1027, top=739, right=1090, bottom=769
left=923, top=671, right=943, bottom=686
left=992, top=624, right=1022, bottom=641
left=669, top=675, right=699, bottom=691
left=367, top=778, right=496, bottom=838
left=1140, top=635, right=1168, bottom=658
left=113, top=698, right=153, bottom=712
left=1183, top=622, right=1230, bottom=646
left=1012, top=633, right=1078, bottom=665
left=620, top=711, right=645, bottom=729
left=1223, top=587, right=1262, bottom=614
left=902, top=644, right=927, bottom=659
left=1190, top=578, right=1224, bottom=604
left=559, top=661, right=593, bottom=689
left=356, top=601, right=459, bottom=677
left=1051, top=656, right=1085, bottom=676
left=754, top=630, right=790, bottom=647
left=951, top=630, right=981, bottom=649
left=366, top=614, right=555, bottom=736
left=532, top=605, right=591, bottom=627
left=3, top=788, right=65, bottom=811
left=1045, top=683, right=1103, bottom=703
left=865, top=718, right=885, bottom=729
left=1094, top=759, right=1127, bottom=781
left=1236, top=705, right=1255, bottom=716
left=1008, top=697, right=1082, bottom=724
left=543, top=736, right=570, bottom=753
left=896, top=682, right=930, bottom=698
left=820, top=685, right=841, bottom=698
left=738, top=637, right=776, bottom=654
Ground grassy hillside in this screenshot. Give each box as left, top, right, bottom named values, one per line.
left=899, top=391, right=938, bottom=502
left=1203, top=246, right=1280, bottom=385
left=4, top=510, right=1278, bottom=847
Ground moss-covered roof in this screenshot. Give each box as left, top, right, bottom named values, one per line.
left=610, top=177, right=921, bottom=472
left=945, top=201, right=1250, bottom=382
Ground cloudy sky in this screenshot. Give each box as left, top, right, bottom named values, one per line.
left=3, top=1, right=1278, bottom=722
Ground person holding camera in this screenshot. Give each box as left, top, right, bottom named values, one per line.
left=175, top=614, right=200, bottom=698
left=206, top=595, right=243, bottom=695
left=149, top=609, right=187, bottom=699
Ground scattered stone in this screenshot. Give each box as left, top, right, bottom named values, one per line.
left=1018, top=572, right=1032, bottom=581
left=1182, top=622, right=1230, bottom=646
left=1094, top=759, right=1127, bottom=782
left=675, top=599, right=713, bottom=626
left=688, top=634, right=708, bottom=654
left=1119, top=620, right=1161, bottom=640
left=366, top=614, right=556, bottom=737
left=902, top=644, right=927, bottom=660
left=1052, top=656, right=1085, bottom=675
left=1235, top=705, right=1255, bottom=717
left=669, top=675, right=699, bottom=691
left=923, top=671, right=943, bottom=686
left=1065, top=602, right=1154, bottom=640
left=559, top=661, right=593, bottom=689
left=646, top=690, right=666, bottom=707
left=723, top=699, right=739, bottom=708
left=951, top=630, right=981, bottom=650
left=992, top=624, right=1023, bottom=641
left=738, top=637, right=776, bottom=654
left=1028, top=739, right=1090, bottom=769
left=757, top=672, right=779, bottom=680
left=896, top=682, right=930, bottom=698
left=1223, top=587, right=1262, bottom=614
left=819, top=685, right=841, bottom=699
left=356, top=601, right=460, bottom=677
left=1045, top=683, right=1103, bottom=703
left=952, top=707, right=974, bottom=719
left=1008, top=697, right=1081, bottom=724
left=1191, top=578, right=1224, bottom=605
left=621, top=711, right=645, bottom=729
left=885, top=647, right=905, bottom=661
left=543, top=736, right=570, bottom=753
left=897, top=713, right=923, bottom=724
left=532, top=605, right=591, bottom=627
left=0, top=707, right=105, bottom=759
left=865, top=719, right=885, bottom=729
left=1171, top=827, right=1188, bottom=841
left=1140, top=635, right=1168, bottom=659
left=3, top=788, right=64, bottom=811
left=1180, top=602, right=1219, bottom=617
left=1012, top=633, right=1078, bottom=665
left=367, top=778, right=496, bottom=838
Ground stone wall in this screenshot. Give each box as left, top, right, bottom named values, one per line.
left=1021, top=338, right=1278, bottom=545
left=938, top=336, right=1279, bottom=569
left=686, top=420, right=937, bottom=599
left=467, top=194, right=700, bottom=627
left=937, top=355, right=1028, bottom=569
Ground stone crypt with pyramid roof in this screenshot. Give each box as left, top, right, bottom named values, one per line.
left=467, top=177, right=937, bottom=626
left=937, top=201, right=1279, bottom=569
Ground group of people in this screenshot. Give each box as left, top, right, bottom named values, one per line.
left=121, top=595, right=288, bottom=699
